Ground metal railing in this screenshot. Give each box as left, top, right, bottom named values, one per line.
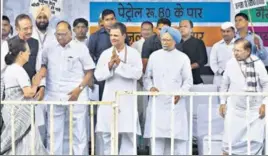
left=115, top=91, right=268, bottom=155
left=0, top=100, right=115, bottom=155
left=1, top=91, right=268, bottom=155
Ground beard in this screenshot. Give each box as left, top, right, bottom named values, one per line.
left=36, top=21, right=49, bottom=31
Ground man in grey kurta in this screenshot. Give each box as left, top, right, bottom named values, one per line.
left=219, top=38, right=267, bottom=155
left=143, top=26, right=193, bottom=155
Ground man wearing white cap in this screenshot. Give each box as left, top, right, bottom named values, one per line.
left=31, top=4, right=57, bottom=146
left=143, top=26, right=193, bottom=155
left=210, top=22, right=236, bottom=89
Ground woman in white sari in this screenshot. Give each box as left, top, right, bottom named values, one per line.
left=0, top=37, right=47, bottom=155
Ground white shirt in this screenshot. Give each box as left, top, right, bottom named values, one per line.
left=1, top=36, right=10, bottom=44
left=4, top=63, right=31, bottom=89
left=31, top=27, right=56, bottom=71
left=132, top=37, right=145, bottom=54
left=42, top=40, right=95, bottom=101
left=1, top=41, right=9, bottom=75
left=73, top=36, right=99, bottom=100
left=210, top=38, right=235, bottom=75
left=74, top=37, right=89, bottom=45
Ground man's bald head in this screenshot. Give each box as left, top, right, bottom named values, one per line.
left=55, top=21, right=72, bottom=46
left=56, top=21, right=72, bottom=32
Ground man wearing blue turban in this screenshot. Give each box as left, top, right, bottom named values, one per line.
left=143, top=26, right=193, bottom=155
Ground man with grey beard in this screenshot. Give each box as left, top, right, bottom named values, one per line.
left=143, top=26, right=193, bottom=155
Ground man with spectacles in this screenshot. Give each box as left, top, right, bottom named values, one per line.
left=2, top=14, right=39, bottom=80
left=1, top=14, right=46, bottom=151
left=219, top=38, right=267, bottom=155
left=1, top=14, right=41, bottom=100
left=143, top=26, right=193, bottom=155
left=37, top=21, right=95, bottom=155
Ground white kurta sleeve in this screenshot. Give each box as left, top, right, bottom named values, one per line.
left=210, top=43, right=222, bottom=75
left=131, top=42, right=138, bottom=51
left=1, top=41, right=9, bottom=72
left=38, top=47, right=48, bottom=87
left=94, top=51, right=114, bottom=81
left=257, top=62, right=268, bottom=105
left=179, top=57, right=193, bottom=93
left=220, top=62, right=230, bottom=104
left=114, top=50, right=142, bottom=80
left=143, top=55, right=154, bottom=91
left=34, top=47, right=46, bottom=87
left=40, top=78, right=46, bottom=86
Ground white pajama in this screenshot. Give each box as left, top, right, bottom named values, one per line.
left=46, top=104, right=88, bottom=155
left=152, top=138, right=187, bottom=155
left=101, top=132, right=136, bottom=155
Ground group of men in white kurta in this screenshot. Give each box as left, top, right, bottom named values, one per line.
left=1, top=4, right=268, bottom=155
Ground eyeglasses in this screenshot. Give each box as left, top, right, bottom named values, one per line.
left=161, top=38, right=173, bottom=42
left=233, top=48, right=245, bottom=53
left=54, top=32, right=68, bottom=38
left=20, top=26, right=33, bottom=32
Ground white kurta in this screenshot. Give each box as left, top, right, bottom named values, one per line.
left=94, top=45, right=143, bottom=134
left=210, top=39, right=234, bottom=88
left=43, top=40, right=95, bottom=155
left=220, top=55, right=268, bottom=154
left=132, top=37, right=145, bottom=54
left=143, top=49, right=193, bottom=140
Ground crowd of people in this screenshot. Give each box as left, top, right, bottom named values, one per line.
left=0, top=4, right=267, bottom=155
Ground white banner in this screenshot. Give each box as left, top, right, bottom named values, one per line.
left=30, top=0, right=63, bottom=17
left=232, top=0, right=267, bottom=12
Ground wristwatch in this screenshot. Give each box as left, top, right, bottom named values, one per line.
left=79, top=85, right=84, bottom=91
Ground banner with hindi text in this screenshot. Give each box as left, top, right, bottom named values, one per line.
left=89, top=2, right=230, bottom=23
left=241, top=2, right=268, bottom=22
